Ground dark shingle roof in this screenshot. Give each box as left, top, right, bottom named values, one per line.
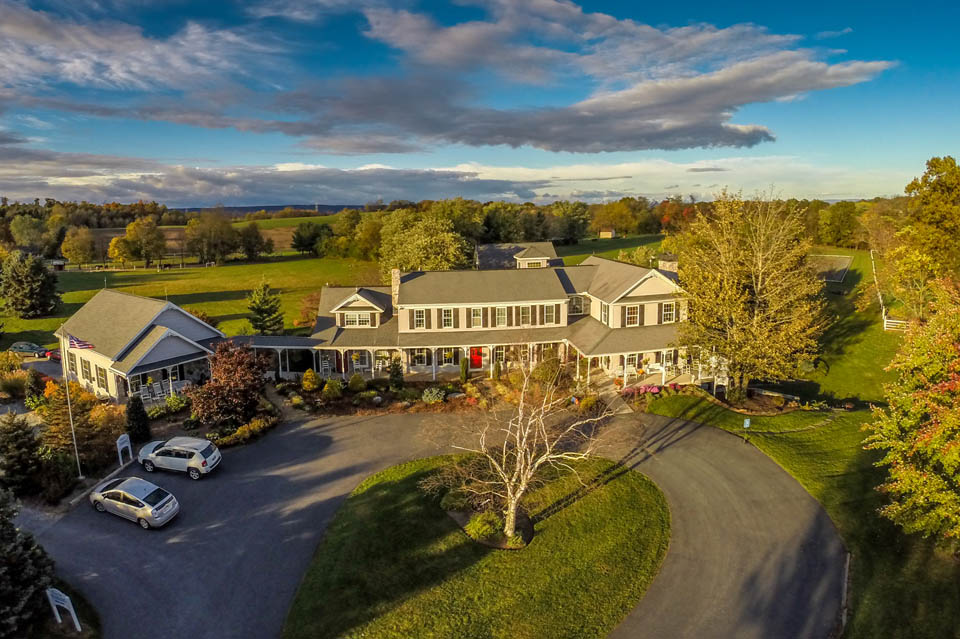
left=476, top=242, right=559, bottom=269
left=399, top=269, right=568, bottom=305
left=580, top=256, right=651, bottom=303
left=58, top=289, right=169, bottom=359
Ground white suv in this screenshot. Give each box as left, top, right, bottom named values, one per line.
left=138, top=436, right=222, bottom=480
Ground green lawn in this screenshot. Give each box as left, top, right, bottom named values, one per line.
left=648, top=394, right=960, bottom=639
left=0, top=255, right=379, bottom=349
left=762, top=246, right=902, bottom=404
left=556, top=234, right=664, bottom=265
left=284, top=456, right=670, bottom=639
left=229, top=214, right=341, bottom=230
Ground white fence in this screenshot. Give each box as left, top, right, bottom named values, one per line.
left=870, top=249, right=909, bottom=332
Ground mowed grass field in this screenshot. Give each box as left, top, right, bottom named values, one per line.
left=647, top=395, right=960, bottom=639
left=557, top=234, right=664, bottom=265
left=284, top=456, right=670, bottom=639
left=0, top=255, right=379, bottom=349
left=767, top=246, right=902, bottom=404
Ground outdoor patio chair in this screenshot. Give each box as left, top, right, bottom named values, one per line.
left=152, top=382, right=165, bottom=398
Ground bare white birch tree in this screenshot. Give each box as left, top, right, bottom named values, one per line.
left=425, top=356, right=611, bottom=539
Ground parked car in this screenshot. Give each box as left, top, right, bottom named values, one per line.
left=89, top=477, right=179, bottom=529
left=47, top=348, right=61, bottom=361
left=138, top=436, right=222, bottom=480
left=7, top=342, right=49, bottom=358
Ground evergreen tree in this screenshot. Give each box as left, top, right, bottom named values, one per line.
left=0, top=489, right=54, bottom=638
left=247, top=280, right=284, bottom=335
left=125, top=395, right=151, bottom=443
left=237, top=222, right=273, bottom=261
left=0, top=251, right=61, bottom=318
left=0, top=412, right=40, bottom=496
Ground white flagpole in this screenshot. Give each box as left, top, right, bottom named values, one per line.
left=58, top=325, right=83, bottom=479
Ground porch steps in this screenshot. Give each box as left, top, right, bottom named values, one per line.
left=600, top=387, right=633, bottom=415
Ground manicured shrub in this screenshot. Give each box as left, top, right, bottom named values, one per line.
left=165, top=392, right=189, bottom=413
left=422, top=386, right=445, bottom=404
left=24, top=394, right=45, bottom=411
left=182, top=417, right=200, bottom=431
left=493, top=361, right=502, bottom=381
left=348, top=373, right=367, bottom=392
left=125, top=395, right=151, bottom=443
left=301, top=368, right=321, bottom=392
left=578, top=395, right=599, bottom=414
left=290, top=393, right=305, bottom=408
left=532, top=348, right=561, bottom=384
left=24, top=368, right=45, bottom=400
left=464, top=510, right=502, bottom=541
left=388, top=356, right=404, bottom=391
left=322, top=378, right=343, bottom=400
left=147, top=405, right=168, bottom=420
left=440, top=489, right=471, bottom=511
left=0, top=351, right=21, bottom=374
left=0, top=371, right=28, bottom=398
left=208, top=416, right=278, bottom=447
left=460, top=357, right=469, bottom=383
left=399, top=387, right=421, bottom=402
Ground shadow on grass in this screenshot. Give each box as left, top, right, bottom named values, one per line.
left=283, top=458, right=491, bottom=639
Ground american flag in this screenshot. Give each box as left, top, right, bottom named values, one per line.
left=68, top=334, right=95, bottom=350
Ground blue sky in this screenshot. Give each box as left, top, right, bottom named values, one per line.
left=1, top=0, right=957, bottom=206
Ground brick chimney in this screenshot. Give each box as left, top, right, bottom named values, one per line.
left=657, top=253, right=678, bottom=275
left=391, top=268, right=401, bottom=310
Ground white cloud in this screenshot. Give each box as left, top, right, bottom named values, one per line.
left=815, top=27, right=853, bottom=40
left=0, top=1, right=278, bottom=90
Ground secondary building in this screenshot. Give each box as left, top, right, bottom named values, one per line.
left=56, top=289, right=223, bottom=402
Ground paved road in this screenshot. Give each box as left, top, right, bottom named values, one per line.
left=18, top=413, right=444, bottom=639
left=17, top=411, right=845, bottom=639
left=603, top=415, right=846, bottom=639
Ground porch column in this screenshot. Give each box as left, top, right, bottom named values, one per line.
left=431, top=348, right=437, bottom=381
left=340, top=349, right=347, bottom=380
left=623, top=355, right=627, bottom=383
left=275, top=349, right=283, bottom=377
left=586, top=357, right=591, bottom=386
left=167, top=366, right=174, bottom=395
left=369, top=349, right=375, bottom=378
left=488, top=345, right=494, bottom=378
left=661, top=350, right=667, bottom=385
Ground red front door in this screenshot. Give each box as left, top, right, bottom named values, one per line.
left=470, top=347, right=483, bottom=369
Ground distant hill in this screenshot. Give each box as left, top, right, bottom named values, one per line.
left=171, top=204, right=359, bottom=216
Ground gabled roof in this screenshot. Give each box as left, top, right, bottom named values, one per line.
left=579, top=255, right=652, bottom=303
left=111, top=326, right=212, bottom=374
left=330, top=289, right=386, bottom=312
left=58, top=289, right=169, bottom=359
left=476, top=242, right=559, bottom=269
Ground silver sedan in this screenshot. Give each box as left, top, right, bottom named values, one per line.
left=89, top=477, right=180, bottom=529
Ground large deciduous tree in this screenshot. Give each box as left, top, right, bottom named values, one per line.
left=378, top=213, right=471, bottom=281
left=667, top=192, right=826, bottom=404
left=185, top=211, right=239, bottom=263
left=551, top=200, right=590, bottom=244
left=865, top=280, right=960, bottom=549
left=237, top=222, right=273, bottom=261
left=60, top=226, right=96, bottom=268
left=904, top=156, right=960, bottom=272
left=121, top=216, right=167, bottom=266
left=0, top=488, right=54, bottom=639
left=0, top=251, right=61, bottom=318
left=40, top=382, right=125, bottom=472
left=187, top=343, right=270, bottom=426
left=247, top=279, right=284, bottom=335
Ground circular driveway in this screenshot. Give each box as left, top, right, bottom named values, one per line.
left=18, top=411, right=844, bottom=639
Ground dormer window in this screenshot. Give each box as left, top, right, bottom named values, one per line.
left=343, top=313, right=371, bottom=327
left=544, top=304, right=555, bottom=324
left=520, top=305, right=531, bottom=326
left=441, top=308, right=454, bottom=328
left=625, top=305, right=640, bottom=327
left=414, top=309, right=426, bottom=329
left=569, top=296, right=583, bottom=315
left=601, top=302, right=610, bottom=325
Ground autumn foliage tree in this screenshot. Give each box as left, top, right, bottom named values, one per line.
left=865, top=280, right=960, bottom=550
left=187, top=343, right=270, bottom=426
left=666, top=192, right=826, bottom=404
left=40, top=381, right=125, bottom=472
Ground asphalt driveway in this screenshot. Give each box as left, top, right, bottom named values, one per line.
left=17, top=411, right=845, bottom=639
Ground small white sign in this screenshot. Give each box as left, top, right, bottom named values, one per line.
left=117, top=433, right=132, bottom=466
left=743, top=418, right=751, bottom=429
left=46, top=588, right=82, bottom=632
